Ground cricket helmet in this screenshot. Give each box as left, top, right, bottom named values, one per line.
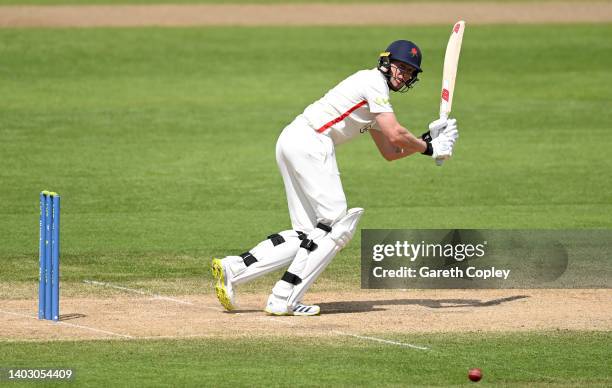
left=378, top=40, right=423, bottom=92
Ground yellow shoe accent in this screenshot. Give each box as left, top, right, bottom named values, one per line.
left=264, top=307, right=290, bottom=316
left=211, top=258, right=234, bottom=311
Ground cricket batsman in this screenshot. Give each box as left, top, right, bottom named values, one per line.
left=212, top=40, right=459, bottom=315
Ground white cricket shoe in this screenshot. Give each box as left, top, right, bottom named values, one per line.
left=292, top=303, right=320, bottom=316
left=211, top=258, right=236, bottom=311
left=264, top=294, right=320, bottom=316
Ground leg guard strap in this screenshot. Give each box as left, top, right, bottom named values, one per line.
left=316, top=223, right=332, bottom=233
left=300, top=238, right=318, bottom=251
left=267, top=233, right=285, bottom=246
left=281, top=271, right=302, bottom=285
left=240, top=252, right=258, bottom=267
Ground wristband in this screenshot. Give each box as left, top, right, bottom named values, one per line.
left=422, top=142, right=433, bottom=156
left=421, top=131, right=432, bottom=143
left=420, top=131, right=433, bottom=156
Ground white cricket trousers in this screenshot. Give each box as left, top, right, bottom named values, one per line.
left=276, top=115, right=348, bottom=233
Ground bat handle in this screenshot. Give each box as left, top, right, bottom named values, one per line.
left=435, top=113, right=448, bottom=166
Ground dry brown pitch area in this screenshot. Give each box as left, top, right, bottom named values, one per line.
left=2, top=289, right=611, bottom=341
left=0, top=1, right=611, bottom=28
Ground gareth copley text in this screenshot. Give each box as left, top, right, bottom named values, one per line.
left=373, top=266, right=511, bottom=280
left=372, top=240, right=487, bottom=262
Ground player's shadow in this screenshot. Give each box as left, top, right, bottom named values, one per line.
left=318, top=295, right=529, bottom=314
left=227, top=309, right=261, bottom=314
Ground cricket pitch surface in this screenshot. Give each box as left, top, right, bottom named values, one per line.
left=2, top=289, right=611, bottom=341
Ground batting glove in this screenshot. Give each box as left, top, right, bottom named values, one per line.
left=422, top=118, right=458, bottom=160
left=420, top=117, right=449, bottom=143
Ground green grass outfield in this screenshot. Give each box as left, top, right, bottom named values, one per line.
left=0, top=23, right=611, bottom=386
left=1, top=332, right=611, bottom=386
left=1, top=24, right=611, bottom=292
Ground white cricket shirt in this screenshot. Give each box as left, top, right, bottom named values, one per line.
left=300, top=68, right=394, bottom=145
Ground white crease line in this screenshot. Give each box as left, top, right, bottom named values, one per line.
left=332, top=331, right=429, bottom=350
left=83, top=279, right=223, bottom=312
left=54, top=321, right=133, bottom=338
left=0, top=309, right=133, bottom=339
left=2, top=308, right=425, bottom=349
left=254, top=316, right=429, bottom=350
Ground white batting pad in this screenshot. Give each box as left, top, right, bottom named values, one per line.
left=231, top=230, right=304, bottom=285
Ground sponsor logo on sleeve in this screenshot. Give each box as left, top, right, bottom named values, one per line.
left=375, top=96, right=390, bottom=106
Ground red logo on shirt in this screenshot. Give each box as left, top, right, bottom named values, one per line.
left=454, top=23, right=461, bottom=33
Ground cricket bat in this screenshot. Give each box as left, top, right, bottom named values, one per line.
left=436, top=20, right=466, bottom=166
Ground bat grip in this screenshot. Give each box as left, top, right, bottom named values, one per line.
left=435, top=113, right=448, bottom=166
